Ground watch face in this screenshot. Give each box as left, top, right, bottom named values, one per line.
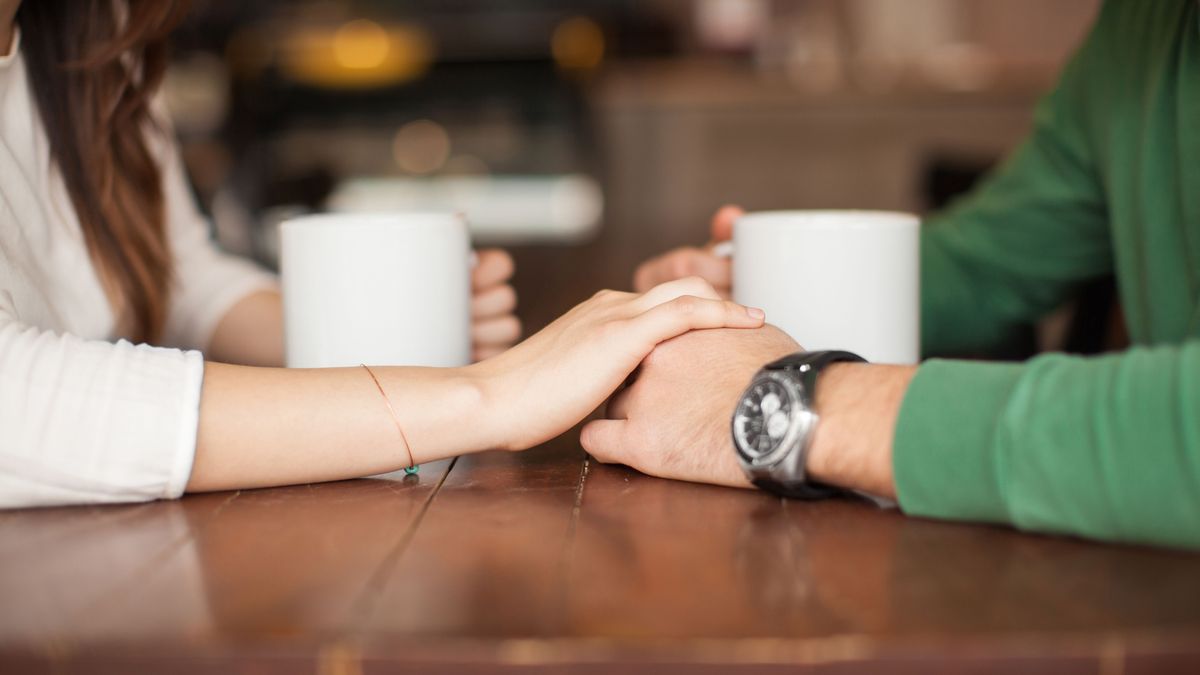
left=734, top=375, right=798, bottom=462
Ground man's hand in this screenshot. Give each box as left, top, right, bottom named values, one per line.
left=632, top=205, right=742, bottom=297
left=472, top=249, right=521, bottom=361
left=581, top=325, right=798, bottom=488
left=581, top=324, right=915, bottom=499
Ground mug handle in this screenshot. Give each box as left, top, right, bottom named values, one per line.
left=711, top=241, right=734, bottom=259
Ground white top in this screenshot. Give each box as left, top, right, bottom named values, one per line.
left=0, top=29, right=276, bottom=508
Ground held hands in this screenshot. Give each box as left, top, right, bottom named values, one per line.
left=469, top=277, right=766, bottom=453
left=472, top=249, right=521, bottom=361
left=580, top=325, right=908, bottom=499
left=633, top=205, right=743, bottom=297
left=581, top=325, right=800, bottom=488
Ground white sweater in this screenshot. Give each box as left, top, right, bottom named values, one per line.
left=0, top=30, right=276, bottom=508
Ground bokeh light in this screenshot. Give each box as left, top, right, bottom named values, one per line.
left=551, top=16, right=605, bottom=72
left=392, top=120, right=451, bottom=175
left=332, top=19, right=391, bottom=70
left=280, top=20, right=434, bottom=89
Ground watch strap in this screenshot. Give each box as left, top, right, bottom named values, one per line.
left=741, top=349, right=867, bottom=500
left=764, top=349, right=867, bottom=375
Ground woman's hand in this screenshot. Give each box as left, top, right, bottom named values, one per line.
left=468, top=276, right=765, bottom=452
left=632, top=205, right=742, bottom=298
left=472, top=249, right=521, bottom=361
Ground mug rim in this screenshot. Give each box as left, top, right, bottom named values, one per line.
left=280, top=211, right=464, bottom=230
left=736, top=210, right=919, bottom=230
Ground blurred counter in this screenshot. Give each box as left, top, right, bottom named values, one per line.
left=592, top=57, right=1051, bottom=250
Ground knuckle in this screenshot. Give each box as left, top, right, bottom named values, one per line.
left=681, top=275, right=715, bottom=295
left=672, top=295, right=699, bottom=315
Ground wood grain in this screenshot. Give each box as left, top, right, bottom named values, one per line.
left=2, top=447, right=1199, bottom=673
left=359, top=440, right=587, bottom=638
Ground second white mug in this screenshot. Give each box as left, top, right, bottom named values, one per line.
left=727, top=210, right=920, bottom=365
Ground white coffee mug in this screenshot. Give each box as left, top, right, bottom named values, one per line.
left=280, top=212, right=472, bottom=368
left=723, top=210, right=920, bottom=364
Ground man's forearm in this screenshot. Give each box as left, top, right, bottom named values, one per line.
left=807, top=363, right=917, bottom=499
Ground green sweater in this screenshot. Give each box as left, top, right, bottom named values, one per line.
left=893, top=0, right=1200, bottom=549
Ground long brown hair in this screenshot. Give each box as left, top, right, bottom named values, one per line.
left=17, top=0, right=190, bottom=343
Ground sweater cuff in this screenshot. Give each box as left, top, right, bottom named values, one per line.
left=893, top=358, right=1025, bottom=523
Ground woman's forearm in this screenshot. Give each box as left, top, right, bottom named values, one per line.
left=187, top=362, right=489, bottom=492
left=188, top=277, right=765, bottom=495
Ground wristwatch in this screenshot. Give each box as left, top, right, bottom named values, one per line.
left=732, top=350, right=866, bottom=499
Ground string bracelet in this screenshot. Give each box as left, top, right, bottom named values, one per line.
left=360, top=364, right=419, bottom=475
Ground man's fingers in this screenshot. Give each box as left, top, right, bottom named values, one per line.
left=472, top=249, right=515, bottom=290
left=472, top=315, right=522, bottom=346
left=633, top=248, right=702, bottom=293
left=633, top=253, right=675, bottom=293
left=710, top=204, right=743, bottom=242
left=580, top=419, right=629, bottom=464
left=472, top=284, right=517, bottom=319
left=632, top=206, right=741, bottom=294
left=687, top=249, right=732, bottom=289
left=633, top=249, right=731, bottom=295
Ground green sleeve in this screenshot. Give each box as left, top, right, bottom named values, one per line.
left=920, top=7, right=1112, bottom=356
left=894, top=344, right=1200, bottom=549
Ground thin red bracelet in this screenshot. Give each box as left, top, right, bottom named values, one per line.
left=360, top=364, right=417, bottom=471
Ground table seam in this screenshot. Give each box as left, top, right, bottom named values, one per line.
left=343, top=456, right=458, bottom=632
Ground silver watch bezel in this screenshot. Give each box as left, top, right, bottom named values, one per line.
left=732, top=370, right=817, bottom=471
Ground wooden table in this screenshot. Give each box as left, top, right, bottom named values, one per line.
left=3, top=239, right=1200, bottom=674
left=3, top=438, right=1200, bottom=674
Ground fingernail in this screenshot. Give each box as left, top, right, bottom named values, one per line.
left=746, top=307, right=765, bottom=320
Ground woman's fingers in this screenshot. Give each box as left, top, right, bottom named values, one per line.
left=634, top=275, right=721, bottom=311
left=472, top=249, right=515, bottom=290
left=473, top=345, right=508, bottom=362
left=473, top=315, right=522, bottom=347
left=628, top=295, right=764, bottom=349
left=470, top=251, right=518, bottom=354
left=472, top=284, right=517, bottom=319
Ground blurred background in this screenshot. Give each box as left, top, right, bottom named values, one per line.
left=165, top=0, right=1103, bottom=355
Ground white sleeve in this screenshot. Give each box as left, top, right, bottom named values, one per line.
left=0, top=299, right=204, bottom=508
left=158, top=132, right=277, bottom=352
